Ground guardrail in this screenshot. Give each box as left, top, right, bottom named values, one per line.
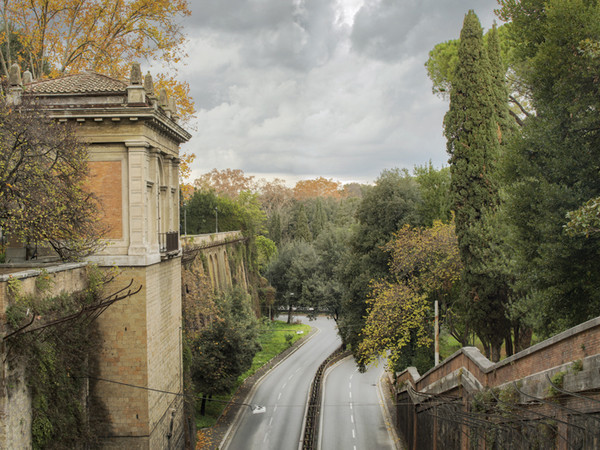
left=301, top=345, right=350, bottom=449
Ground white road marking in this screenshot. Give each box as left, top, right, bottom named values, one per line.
left=278, top=392, right=282, bottom=400
left=351, top=414, right=354, bottom=424
left=273, top=405, right=278, bottom=413
left=350, top=403, right=353, bottom=410
left=282, top=382, right=287, bottom=389
left=288, top=375, right=293, bottom=380
left=269, top=417, right=273, bottom=426
left=352, top=429, right=356, bottom=439
left=349, top=391, right=352, bottom=399
left=349, top=382, right=352, bottom=389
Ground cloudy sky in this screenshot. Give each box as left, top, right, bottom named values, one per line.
left=176, top=0, right=500, bottom=185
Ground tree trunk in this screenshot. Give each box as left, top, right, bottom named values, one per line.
left=505, top=331, right=513, bottom=357
left=516, top=326, right=533, bottom=352
left=287, top=304, right=292, bottom=324
left=200, top=396, right=207, bottom=416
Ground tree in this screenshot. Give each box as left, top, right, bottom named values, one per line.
left=194, top=168, right=257, bottom=199
left=1, top=0, right=189, bottom=77
left=0, top=0, right=194, bottom=120
left=267, top=240, right=319, bottom=323
left=413, top=162, right=452, bottom=226
left=444, top=10, right=509, bottom=362
left=0, top=99, right=105, bottom=260
left=258, top=178, right=293, bottom=214
left=290, top=203, right=312, bottom=242
left=425, top=24, right=530, bottom=127
left=293, top=177, right=343, bottom=200
left=184, top=189, right=266, bottom=237
left=498, top=0, right=600, bottom=335
left=358, top=220, right=464, bottom=372
left=338, top=168, right=422, bottom=356
left=190, top=288, right=260, bottom=415
left=306, top=226, right=352, bottom=321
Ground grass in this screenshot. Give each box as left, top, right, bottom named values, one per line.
left=195, top=319, right=312, bottom=429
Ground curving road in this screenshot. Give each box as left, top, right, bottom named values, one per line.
left=222, top=315, right=341, bottom=450
left=320, top=356, right=396, bottom=450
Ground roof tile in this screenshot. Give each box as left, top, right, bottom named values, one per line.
left=26, top=72, right=127, bottom=94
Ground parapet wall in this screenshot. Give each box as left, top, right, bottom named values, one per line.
left=0, top=263, right=89, bottom=450
left=396, top=316, right=600, bottom=450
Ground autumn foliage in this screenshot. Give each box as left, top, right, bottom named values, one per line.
left=293, top=177, right=344, bottom=200
left=358, top=220, right=461, bottom=369
left=0, top=0, right=195, bottom=124
left=0, top=100, right=106, bottom=259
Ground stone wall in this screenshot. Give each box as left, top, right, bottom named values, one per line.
left=396, top=316, right=600, bottom=450
left=94, top=257, right=184, bottom=449
left=182, top=232, right=248, bottom=292
left=0, top=263, right=88, bottom=450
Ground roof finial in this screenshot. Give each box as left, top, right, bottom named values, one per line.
left=130, top=62, right=142, bottom=85
left=144, top=71, right=154, bottom=95
left=9, top=63, right=22, bottom=87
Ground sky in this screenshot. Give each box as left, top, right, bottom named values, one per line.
left=176, top=0, right=501, bottom=186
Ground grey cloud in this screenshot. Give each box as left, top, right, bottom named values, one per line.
left=184, top=0, right=292, bottom=34
left=351, top=0, right=500, bottom=61
left=186, top=0, right=342, bottom=71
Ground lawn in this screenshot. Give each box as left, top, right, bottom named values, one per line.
left=196, top=319, right=312, bottom=429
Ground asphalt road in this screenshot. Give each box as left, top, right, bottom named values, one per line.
left=222, top=315, right=341, bottom=450
left=320, top=356, right=395, bottom=450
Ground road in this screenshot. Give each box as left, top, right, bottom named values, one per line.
left=222, top=315, right=341, bottom=450
left=320, top=356, right=396, bottom=450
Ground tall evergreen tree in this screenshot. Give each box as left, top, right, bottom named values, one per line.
left=443, top=10, right=509, bottom=361
left=498, top=0, right=600, bottom=335
left=292, top=203, right=312, bottom=242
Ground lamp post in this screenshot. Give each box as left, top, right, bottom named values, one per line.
left=183, top=201, right=187, bottom=238
left=287, top=292, right=294, bottom=324
left=215, top=206, right=218, bottom=234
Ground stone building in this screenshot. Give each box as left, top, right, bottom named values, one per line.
left=5, top=64, right=191, bottom=448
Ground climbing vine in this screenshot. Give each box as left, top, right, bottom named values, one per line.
left=4, top=266, right=125, bottom=449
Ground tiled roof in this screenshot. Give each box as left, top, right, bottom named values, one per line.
left=26, top=72, right=127, bottom=94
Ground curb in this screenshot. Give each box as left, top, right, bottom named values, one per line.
left=377, top=371, right=406, bottom=450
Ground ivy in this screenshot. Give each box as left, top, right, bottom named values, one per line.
left=5, top=266, right=110, bottom=449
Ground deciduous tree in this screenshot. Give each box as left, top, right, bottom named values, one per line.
left=194, top=169, right=256, bottom=199
left=0, top=99, right=105, bottom=260
left=293, top=177, right=343, bottom=200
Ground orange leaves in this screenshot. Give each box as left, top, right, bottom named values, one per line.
left=194, top=168, right=257, bottom=199
left=293, top=177, right=344, bottom=200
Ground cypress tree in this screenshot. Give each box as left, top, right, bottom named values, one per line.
left=293, top=203, right=312, bottom=242
left=444, top=11, right=509, bottom=361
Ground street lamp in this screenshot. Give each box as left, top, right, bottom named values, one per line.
left=215, top=206, right=218, bottom=234
left=183, top=201, right=187, bottom=238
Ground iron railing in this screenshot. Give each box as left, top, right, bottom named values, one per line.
left=159, top=231, right=179, bottom=253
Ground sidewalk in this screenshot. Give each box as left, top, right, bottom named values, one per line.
left=378, top=370, right=408, bottom=450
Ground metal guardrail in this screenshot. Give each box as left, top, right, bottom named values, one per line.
left=301, top=346, right=349, bottom=450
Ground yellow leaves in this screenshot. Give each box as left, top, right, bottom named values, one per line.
left=2, top=0, right=190, bottom=83
left=358, top=219, right=461, bottom=369
left=154, top=73, right=196, bottom=124
left=358, top=280, right=431, bottom=368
